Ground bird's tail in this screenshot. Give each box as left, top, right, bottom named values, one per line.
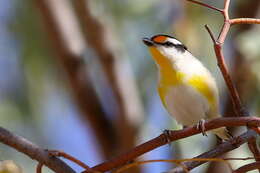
left=211, top=127, right=231, bottom=140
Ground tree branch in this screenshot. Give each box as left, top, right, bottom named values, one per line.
left=82, top=117, right=260, bottom=172
left=247, top=137, right=260, bottom=172
left=230, top=18, right=260, bottom=25
left=36, top=163, right=43, bottom=173
left=205, top=25, right=216, bottom=42
left=186, top=0, right=223, bottom=12
left=233, top=161, right=260, bottom=173
left=168, top=129, right=257, bottom=173
left=186, top=0, right=260, bottom=172
left=0, top=126, right=76, bottom=173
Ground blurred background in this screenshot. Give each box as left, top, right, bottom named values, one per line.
left=1, top=0, right=260, bottom=172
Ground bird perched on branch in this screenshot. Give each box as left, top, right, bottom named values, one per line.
left=143, top=34, right=229, bottom=140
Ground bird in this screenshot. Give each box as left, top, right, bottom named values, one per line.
left=142, top=34, right=229, bottom=140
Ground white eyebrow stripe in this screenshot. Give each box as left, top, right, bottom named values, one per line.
left=166, top=38, right=182, bottom=45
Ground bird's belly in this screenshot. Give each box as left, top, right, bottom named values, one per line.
left=163, top=84, right=209, bottom=126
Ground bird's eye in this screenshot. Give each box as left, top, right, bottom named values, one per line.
left=164, top=41, right=174, bottom=47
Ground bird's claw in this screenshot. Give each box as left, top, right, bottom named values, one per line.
left=196, top=119, right=208, bottom=136
left=163, top=129, right=172, bottom=144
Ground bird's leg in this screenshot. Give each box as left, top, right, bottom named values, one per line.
left=163, top=129, right=172, bottom=144
left=196, top=119, right=208, bottom=136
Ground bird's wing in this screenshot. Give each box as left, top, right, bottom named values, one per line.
left=187, top=74, right=219, bottom=112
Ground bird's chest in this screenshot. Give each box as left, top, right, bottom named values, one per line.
left=157, top=68, right=185, bottom=105
left=159, top=83, right=209, bottom=125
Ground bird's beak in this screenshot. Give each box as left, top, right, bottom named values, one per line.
left=142, top=38, right=154, bottom=47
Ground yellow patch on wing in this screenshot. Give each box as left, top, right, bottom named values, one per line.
left=158, top=87, right=168, bottom=107
left=187, top=75, right=216, bottom=108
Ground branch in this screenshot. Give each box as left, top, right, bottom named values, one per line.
left=116, top=156, right=260, bottom=173
left=186, top=0, right=223, bottom=12
left=223, top=0, right=230, bottom=19
left=186, top=0, right=260, bottom=171
left=36, top=163, right=43, bottom=173
left=247, top=137, right=260, bottom=172
left=0, top=126, right=76, bottom=173
left=230, top=18, right=260, bottom=25
left=205, top=25, right=216, bottom=42
left=186, top=0, right=243, bottom=116
left=168, top=130, right=257, bottom=173
left=213, top=42, right=243, bottom=116
left=82, top=117, right=260, bottom=172
left=233, top=161, right=260, bottom=173
left=47, top=150, right=91, bottom=170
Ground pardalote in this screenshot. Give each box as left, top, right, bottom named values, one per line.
left=143, top=34, right=229, bottom=140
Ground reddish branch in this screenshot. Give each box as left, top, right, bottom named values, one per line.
left=37, top=150, right=97, bottom=173
left=188, top=0, right=260, bottom=117
left=194, top=0, right=260, bottom=151
left=233, top=161, right=260, bottom=173
left=231, top=18, right=260, bottom=25
left=1, top=120, right=258, bottom=173
left=81, top=117, right=260, bottom=172
left=186, top=0, right=223, bottom=12
left=48, top=150, right=91, bottom=170
left=168, top=130, right=256, bottom=173
left=248, top=137, right=260, bottom=172
left=195, top=0, right=242, bottom=116
left=0, top=126, right=76, bottom=173
left=36, top=163, right=43, bottom=173
left=181, top=0, right=260, bottom=172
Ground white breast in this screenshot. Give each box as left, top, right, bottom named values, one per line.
left=164, top=84, right=210, bottom=126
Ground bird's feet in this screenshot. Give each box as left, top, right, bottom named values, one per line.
left=196, top=119, right=208, bottom=136
left=163, top=129, right=172, bottom=144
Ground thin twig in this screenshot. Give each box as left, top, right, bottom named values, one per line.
left=48, top=150, right=92, bottom=171
left=186, top=0, right=223, bottom=12
left=204, top=25, right=216, bottom=42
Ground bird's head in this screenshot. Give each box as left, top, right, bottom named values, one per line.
left=143, top=34, right=188, bottom=65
